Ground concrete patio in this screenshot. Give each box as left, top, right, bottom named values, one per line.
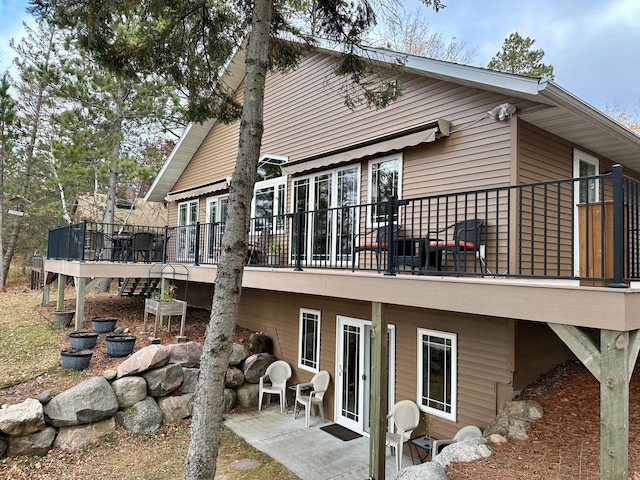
left=224, top=407, right=415, bottom=479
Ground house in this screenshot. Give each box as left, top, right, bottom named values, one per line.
left=70, top=193, right=168, bottom=227
left=45, top=43, right=640, bottom=477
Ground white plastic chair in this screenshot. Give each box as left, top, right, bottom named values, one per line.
left=432, top=425, right=482, bottom=455
left=385, top=400, right=420, bottom=473
left=295, top=370, right=330, bottom=427
left=258, top=360, right=292, bottom=413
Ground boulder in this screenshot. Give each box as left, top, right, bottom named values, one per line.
left=111, top=376, right=148, bottom=409
left=224, top=388, right=237, bottom=412
left=104, top=369, right=118, bottom=380
left=225, top=366, right=245, bottom=388
left=143, top=363, right=184, bottom=397
left=35, top=392, right=52, bottom=404
left=116, top=344, right=169, bottom=378
left=394, top=461, right=448, bottom=480
left=179, top=367, right=200, bottom=394
left=5, top=426, right=56, bottom=457
left=44, top=377, right=118, bottom=427
left=242, top=353, right=275, bottom=384
left=0, top=398, right=45, bottom=436
left=53, top=417, right=116, bottom=451
left=432, top=438, right=491, bottom=469
left=483, top=400, right=544, bottom=441
left=166, top=342, right=202, bottom=367
left=235, top=383, right=260, bottom=408
left=115, top=397, right=163, bottom=433
left=229, top=342, right=249, bottom=366
left=157, top=394, right=195, bottom=421
left=247, top=333, right=272, bottom=354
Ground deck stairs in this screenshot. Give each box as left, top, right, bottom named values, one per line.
left=118, top=277, right=159, bottom=297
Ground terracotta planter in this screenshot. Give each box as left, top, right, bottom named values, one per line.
left=60, top=349, right=93, bottom=370
left=91, top=317, right=118, bottom=333
left=53, top=310, right=75, bottom=328
left=68, top=332, right=99, bottom=350
left=105, top=335, right=137, bottom=357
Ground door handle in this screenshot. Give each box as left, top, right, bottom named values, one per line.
left=362, top=374, right=367, bottom=380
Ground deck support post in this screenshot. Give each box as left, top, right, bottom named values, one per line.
left=369, top=301, right=388, bottom=480
left=56, top=274, right=66, bottom=311
left=549, top=323, right=636, bottom=479
left=74, top=277, right=86, bottom=331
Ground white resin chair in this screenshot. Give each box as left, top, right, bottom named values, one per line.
left=294, top=370, right=330, bottom=427
left=258, top=360, right=292, bottom=413
left=432, top=425, right=482, bottom=455
left=386, top=400, right=420, bottom=473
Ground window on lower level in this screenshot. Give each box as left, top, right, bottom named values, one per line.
left=417, top=328, right=457, bottom=421
left=298, top=308, right=321, bottom=372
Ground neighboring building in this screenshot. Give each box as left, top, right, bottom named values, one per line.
left=47, top=43, right=640, bottom=456
left=70, top=194, right=168, bottom=227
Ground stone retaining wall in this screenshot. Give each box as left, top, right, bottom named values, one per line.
left=0, top=339, right=275, bottom=457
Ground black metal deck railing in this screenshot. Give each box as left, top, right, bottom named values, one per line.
left=47, top=165, right=640, bottom=286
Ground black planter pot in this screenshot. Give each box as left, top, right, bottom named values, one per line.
left=91, top=317, right=118, bottom=333
left=53, top=310, right=75, bottom=328
left=68, top=331, right=99, bottom=350
left=105, top=335, right=137, bottom=357
left=60, top=349, right=93, bottom=370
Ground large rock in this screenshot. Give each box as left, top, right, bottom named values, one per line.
left=143, top=363, right=184, bottom=397
left=179, top=367, right=200, bottom=394
left=116, top=344, right=169, bottom=378
left=0, top=398, right=45, bottom=436
left=111, top=376, right=148, bottom=408
left=225, top=366, right=245, bottom=388
left=247, top=333, right=272, bottom=354
left=224, top=388, right=237, bottom=412
left=157, top=394, right=195, bottom=421
left=44, top=377, right=118, bottom=427
left=229, top=342, right=249, bottom=366
left=394, top=461, right=448, bottom=480
left=5, top=426, right=56, bottom=457
left=242, top=353, right=275, bottom=384
left=483, top=400, right=544, bottom=441
left=432, top=438, right=491, bottom=469
left=53, top=417, right=116, bottom=451
left=235, top=383, right=260, bottom=408
left=115, top=397, right=163, bottom=433
left=166, top=342, right=202, bottom=367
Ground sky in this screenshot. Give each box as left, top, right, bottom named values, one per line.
left=0, top=0, right=638, bottom=113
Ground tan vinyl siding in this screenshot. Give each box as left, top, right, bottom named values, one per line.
left=513, top=321, right=573, bottom=390
left=237, top=289, right=512, bottom=439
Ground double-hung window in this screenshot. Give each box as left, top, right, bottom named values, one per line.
left=298, top=308, right=321, bottom=372
left=368, top=154, right=402, bottom=226
left=417, top=328, right=457, bottom=421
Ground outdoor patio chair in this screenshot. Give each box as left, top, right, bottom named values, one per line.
left=129, top=232, right=155, bottom=262
left=258, top=360, right=292, bottom=414
left=352, top=225, right=400, bottom=272
left=295, top=370, right=330, bottom=427
left=386, top=400, right=420, bottom=473
left=93, top=231, right=114, bottom=261
left=426, top=219, right=485, bottom=273
left=151, top=234, right=170, bottom=262
left=246, top=230, right=269, bottom=265
left=432, top=425, right=482, bottom=455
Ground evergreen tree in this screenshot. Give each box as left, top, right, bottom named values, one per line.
left=488, top=32, right=555, bottom=80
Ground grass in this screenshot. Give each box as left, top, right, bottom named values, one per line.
left=0, top=270, right=300, bottom=479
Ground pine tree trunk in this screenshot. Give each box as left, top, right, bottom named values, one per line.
left=183, top=1, right=272, bottom=478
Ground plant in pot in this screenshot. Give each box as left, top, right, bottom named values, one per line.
left=151, top=283, right=177, bottom=302
left=267, top=241, right=282, bottom=265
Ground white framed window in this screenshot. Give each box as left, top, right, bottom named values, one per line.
left=417, top=328, right=457, bottom=421
left=573, top=150, right=600, bottom=276
left=298, top=308, right=321, bottom=372
left=367, top=154, right=403, bottom=226
left=252, top=155, right=287, bottom=233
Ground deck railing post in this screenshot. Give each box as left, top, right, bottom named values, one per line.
left=80, top=221, right=87, bottom=262
left=294, top=208, right=303, bottom=271
left=163, top=225, right=169, bottom=263
left=193, top=222, right=201, bottom=266
left=610, top=164, right=627, bottom=288
left=385, top=198, right=397, bottom=276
